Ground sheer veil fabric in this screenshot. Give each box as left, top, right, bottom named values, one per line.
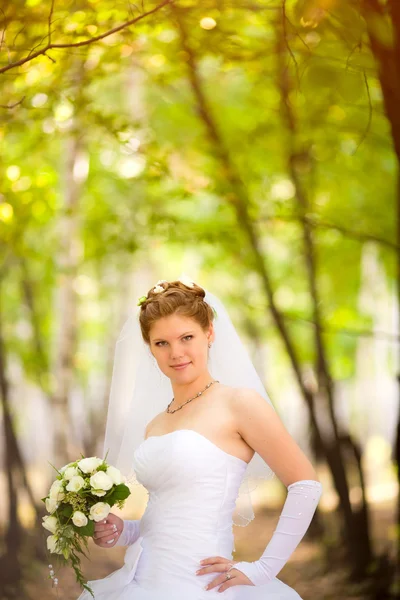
left=103, top=289, right=276, bottom=526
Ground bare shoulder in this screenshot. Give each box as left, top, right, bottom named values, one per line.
left=227, top=386, right=275, bottom=417
left=144, top=412, right=165, bottom=437
left=228, top=387, right=319, bottom=486
left=213, top=385, right=274, bottom=425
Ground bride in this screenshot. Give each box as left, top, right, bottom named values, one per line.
left=78, top=279, right=322, bottom=599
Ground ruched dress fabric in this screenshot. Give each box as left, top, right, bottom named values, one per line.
left=78, top=429, right=302, bottom=600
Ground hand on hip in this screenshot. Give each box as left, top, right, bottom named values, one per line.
left=196, top=555, right=255, bottom=592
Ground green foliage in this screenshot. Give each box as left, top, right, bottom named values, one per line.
left=1, top=0, right=398, bottom=455
left=103, top=483, right=131, bottom=506
left=58, top=504, right=73, bottom=519
left=72, top=520, right=95, bottom=537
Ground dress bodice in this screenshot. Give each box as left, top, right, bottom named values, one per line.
left=131, top=429, right=248, bottom=596
left=79, top=428, right=302, bottom=600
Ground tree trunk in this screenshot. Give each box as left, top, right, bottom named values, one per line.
left=362, top=0, right=400, bottom=589
left=51, top=63, right=87, bottom=467
left=171, top=1, right=374, bottom=580
left=0, top=286, right=22, bottom=598
left=275, top=13, right=373, bottom=576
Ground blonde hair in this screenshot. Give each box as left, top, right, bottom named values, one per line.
left=138, top=280, right=214, bottom=344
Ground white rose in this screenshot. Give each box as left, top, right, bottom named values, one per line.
left=45, top=497, right=58, bottom=514
left=66, top=475, right=86, bottom=492
left=63, top=466, right=79, bottom=480
left=59, top=461, right=74, bottom=474
left=106, top=466, right=122, bottom=485
left=47, top=535, right=63, bottom=554
left=49, top=479, right=65, bottom=501
left=72, top=511, right=88, bottom=527
left=77, top=457, right=103, bottom=474
left=153, top=285, right=164, bottom=293
left=42, top=515, right=58, bottom=534
left=90, top=471, right=113, bottom=491
left=89, top=502, right=111, bottom=522
left=92, top=489, right=107, bottom=497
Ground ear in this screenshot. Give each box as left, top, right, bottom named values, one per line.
left=207, top=322, right=215, bottom=344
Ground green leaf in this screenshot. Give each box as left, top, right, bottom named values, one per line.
left=105, top=483, right=131, bottom=502
left=63, top=525, right=75, bottom=539
left=73, top=520, right=95, bottom=537
left=303, top=64, right=338, bottom=92
left=336, top=70, right=364, bottom=103
left=58, top=504, right=73, bottom=518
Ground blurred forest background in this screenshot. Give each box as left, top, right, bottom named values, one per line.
left=1, top=0, right=400, bottom=598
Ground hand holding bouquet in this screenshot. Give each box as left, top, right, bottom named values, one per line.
left=42, top=455, right=131, bottom=596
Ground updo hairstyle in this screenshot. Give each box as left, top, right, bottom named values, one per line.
left=138, top=280, right=214, bottom=345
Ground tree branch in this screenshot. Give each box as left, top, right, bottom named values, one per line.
left=48, top=0, right=55, bottom=46
left=0, top=96, right=25, bottom=109
left=353, top=71, right=373, bottom=153
left=261, top=213, right=398, bottom=251
left=0, top=0, right=173, bottom=75
left=283, top=311, right=400, bottom=343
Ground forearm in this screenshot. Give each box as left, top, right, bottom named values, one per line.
left=115, top=519, right=141, bottom=547
left=234, top=479, right=322, bottom=586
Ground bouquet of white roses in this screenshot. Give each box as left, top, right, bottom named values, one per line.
left=42, top=454, right=131, bottom=596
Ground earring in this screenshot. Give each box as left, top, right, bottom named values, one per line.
left=208, top=343, right=212, bottom=348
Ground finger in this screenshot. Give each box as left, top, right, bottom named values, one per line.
left=217, top=578, right=238, bottom=593
left=95, top=533, right=118, bottom=546
left=94, top=531, right=117, bottom=541
left=93, top=529, right=121, bottom=540
left=199, top=556, right=225, bottom=566
left=94, top=524, right=118, bottom=534
left=94, top=528, right=114, bottom=537
left=205, top=572, right=234, bottom=591
left=96, top=538, right=116, bottom=548
left=196, top=562, right=232, bottom=576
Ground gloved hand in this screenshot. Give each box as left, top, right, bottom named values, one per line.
left=114, top=519, right=141, bottom=547
left=233, top=479, right=322, bottom=586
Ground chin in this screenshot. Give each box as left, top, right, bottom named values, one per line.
left=170, top=368, right=198, bottom=382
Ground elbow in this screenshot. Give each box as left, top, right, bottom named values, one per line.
left=287, top=470, right=320, bottom=488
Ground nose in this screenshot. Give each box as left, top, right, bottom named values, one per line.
left=169, top=343, right=184, bottom=360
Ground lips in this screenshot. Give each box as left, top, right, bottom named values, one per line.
left=171, top=362, right=191, bottom=370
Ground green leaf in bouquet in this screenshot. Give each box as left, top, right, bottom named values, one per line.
left=103, top=483, right=131, bottom=505
left=114, top=483, right=131, bottom=499
left=47, top=461, right=63, bottom=477
left=58, top=504, right=73, bottom=518
left=73, top=519, right=95, bottom=537
left=63, top=525, right=75, bottom=539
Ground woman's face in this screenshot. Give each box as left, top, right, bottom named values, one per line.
left=149, top=314, right=214, bottom=383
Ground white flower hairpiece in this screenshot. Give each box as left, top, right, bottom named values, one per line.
left=179, top=276, right=195, bottom=288
left=137, top=277, right=197, bottom=307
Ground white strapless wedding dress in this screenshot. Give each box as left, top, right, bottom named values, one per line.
left=78, top=429, right=302, bottom=600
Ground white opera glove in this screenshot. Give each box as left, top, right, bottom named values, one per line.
left=233, top=479, right=322, bottom=586
left=115, top=519, right=141, bottom=547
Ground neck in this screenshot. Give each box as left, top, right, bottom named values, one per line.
left=170, top=371, right=215, bottom=406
